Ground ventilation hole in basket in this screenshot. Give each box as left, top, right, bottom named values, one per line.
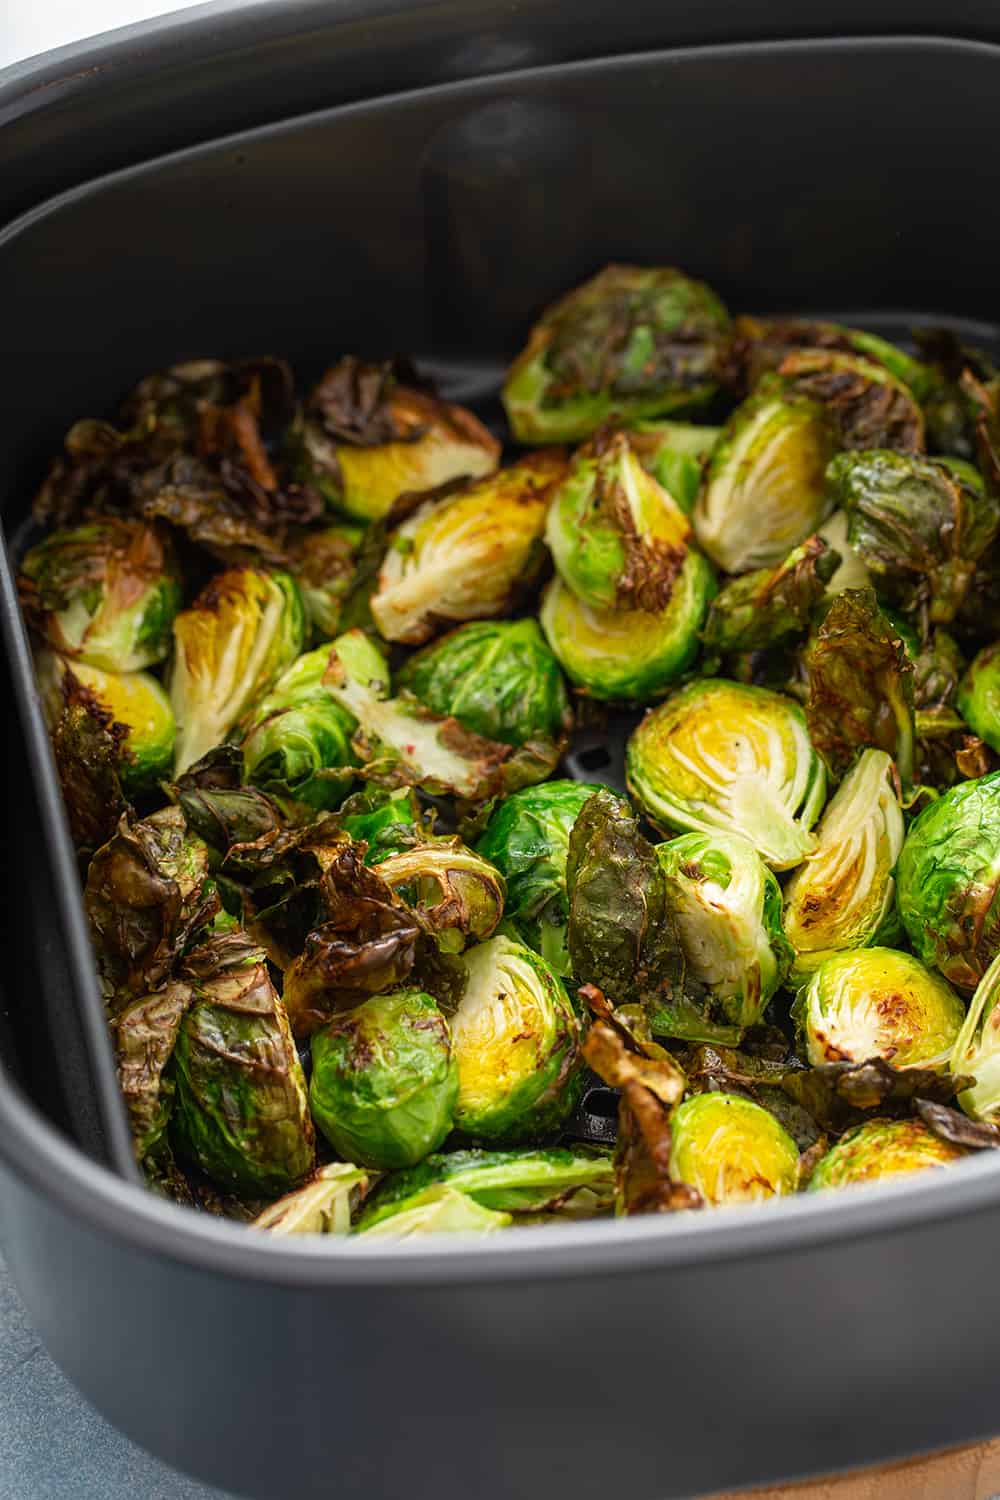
left=582, top=1087, right=619, bottom=1120
left=574, top=745, right=611, bottom=772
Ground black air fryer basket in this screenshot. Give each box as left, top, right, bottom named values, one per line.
left=4, top=6, right=1000, bottom=1498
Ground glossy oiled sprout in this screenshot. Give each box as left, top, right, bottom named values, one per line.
left=958, top=643, right=1000, bottom=753
left=693, top=380, right=835, bottom=574
left=952, top=951, right=1000, bottom=1126
left=895, top=771, right=1000, bottom=992
left=808, top=1118, right=967, bottom=1192
left=793, top=948, right=965, bottom=1071
left=373, top=839, right=505, bottom=953
left=503, top=264, right=731, bottom=445
left=626, top=419, right=720, bottom=515
left=655, top=831, right=791, bottom=1031
left=309, top=990, right=458, bottom=1170
left=370, top=452, right=564, bottom=645
left=449, top=935, right=581, bottom=1143
left=783, top=749, right=904, bottom=979
left=626, top=679, right=826, bottom=870
left=36, top=649, right=176, bottom=795
left=669, top=1093, right=800, bottom=1206
left=539, top=552, right=714, bottom=703
left=294, top=357, right=500, bottom=522
left=355, top=1185, right=513, bottom=1237
left=169, top=568, right=306, bottom=774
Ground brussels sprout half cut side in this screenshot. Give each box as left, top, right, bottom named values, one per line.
left=783, top=749, right=904, bottom=980
left=952, top=951, right=1000, bottom=1126
left=808, top=1118, right=967, bottom=1192
left=36, top=650, right=176, bottom=795
left=669, top=1093, right=800, bottom=1206
left=626, top=679, right=826, bottom=870
left=450, top=935, right=582, bottom=1143
left=793, top=947, right=966, bottom=1071
left=540, top=551, right=714, bottom=704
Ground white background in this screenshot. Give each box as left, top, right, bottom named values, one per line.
left=2, top=0, right=209, bottom=70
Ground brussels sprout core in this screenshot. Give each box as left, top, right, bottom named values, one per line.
left=808, top=1118, right=966, bottom=1192
left=626, top=679, right=826, bottom=870
left=450, top=935, right=581, bottom=1142
left=783, top=749, right=904, bottom=978
left=669, top=1093, right=800, bottom=1206
left=794, top=947, right=965, bottom=1070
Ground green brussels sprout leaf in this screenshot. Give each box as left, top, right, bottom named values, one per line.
left=700, top=535, right=837, bottom=659
left=373, top=838, right=505, bottom=953
left=253, top=1162, right=372, bottom=1235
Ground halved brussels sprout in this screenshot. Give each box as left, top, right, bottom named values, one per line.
left=373, top=839, right=505, bottom=952
left=693, top=380, right=836, bottom=573
left=309, top=990, right=458, bottom=1170
left=170, top=567, right=306, bottom=774
left=116, top=978, right=194, bottom=1160
left=952, top=951, right=1000, bottom=1125
left=395, top=619, right=571, bottom=748
left=475, top=780, right=603, bottom=975
left=828, top=449, right=1000, bottom=626
left=539, top=551, right=714, bottom=703
left=324, top=631, right=560, bottom=802
left=238, top=633, right=388, bottom=810
left=19, top=518, right=181, bottom=672
left=338, top=785, right=424, bottom=864
left=294, top=357, right=499, bottom=522
left=776, top=350, right=925, bottom=453
left=626, top=419, right=720, bottom=515
left=450, top=934, right=581, bottom=1142
left=724, top=316, right=934, bottom=402
left=895, top=771, right=1000, bottom=992
left=36, top=650, right=176, bottom=795
left=793, top=947, right=965, bottom=1070
left=783, top=750, right=904, bottom=979
left=958, top=642, right=1000, bottom=753
left=545, top=429, right=692, bottom=612
left=807, top=1117, right=966, bottom=1192
left=503, top=265, right=731, bottom=445
left=288, top=523, right=363, bottom=639
left=815, top=510, right=871, bottom=594
left=356, top=1145, right=614, bottom=1229
left=655, top=830, right=792, bottom=1031
left=370, top=452, right=564, bottom=645
left=700, top=536, right=837, bottom=657
left=357, top=1185, right=513, bottom=1237
left=253, top=1162, right=371, bottom=1235
left=626, top=679, right=826, bottom=870
left=169, top=931, right=315, bottom=1195
left=668, top=1093, right=800, bottom=1206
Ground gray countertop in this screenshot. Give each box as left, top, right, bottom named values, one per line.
left=0, top=1247, right=235, bottom=1499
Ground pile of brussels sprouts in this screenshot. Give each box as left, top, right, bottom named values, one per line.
left=20, top=265, right=1000, bottom=1241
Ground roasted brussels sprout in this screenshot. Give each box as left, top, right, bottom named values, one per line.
left=19, top=518, right=181, bottom=672
left=36, top=650, right=176, bottom=796
left=700, top=536, right=837, bottom=657
left=338, top=785, right=424, bottom=863
left=952, top=951, right=1000, bottom=1125
left=503, top=265, right=731, bottom=445
left=655, top=831, right=792, bottom=1030
left=253, top=1162, right=371, bottom=1235
left=776, top=350, right=925, bottom=453
left=449, top=934, right=581, bottom=1142
left=724, top=315, right=933, bottom=402
left=545, top=428, right=693, bottom=612
left=626, top=418, right=720, bottom=514
left=309, top=990, right=458, bottom=1169
left=807, top=1117, right=967, bottom=1192
left=357, top=1185, right=513, bottom=1236
left=238, top=633, right=388, bottom=810
left=169, top=931, right=315, bottom=1195
left=793, top=948, right=965, bottom=1070
left=293, top=357, right=499, bottom=522
left=288, top=523, right=362, bottom=639
left=539, top=552, right=714, bottom=702
left=356, top=1145, right=614, bottom=1229
left=324, top=631, right=559, bottom=801
left=958, top=642, right=1000, bottom=754
left=373, top=838, right=505, bottom=952
left=827, top=449, right=1000, bottom=627
left=626, top=679, right=826, bottom=870
left=475, top=780, right=603, bottom=975
left=803, top=589, right=915, bottom=786
left=815, top=509, right=871, bottom=594
left=895, top=771, right=1000, bottom=991
left=395, top=619, right=571, bottom=748
left=370, top=452, right=564, bottom=645
left=693, top=380, right=836, bottom=573
left=669, top=1093, right=800, bottom=1206
left=116, top=978, right=195, bottom=1160
left=783, top=750, right=904, bottom=978
left=170, top=568, right=306, bottom=774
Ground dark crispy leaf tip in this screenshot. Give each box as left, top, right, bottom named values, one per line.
left=915, top=1098, right=1000, bottom=1151
left=51, top=667, right=132, bottom=859
left=308, top=356, right=427, bottom=447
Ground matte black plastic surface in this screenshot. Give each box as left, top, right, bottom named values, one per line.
left=4, top=19, right=1000, bottom=1500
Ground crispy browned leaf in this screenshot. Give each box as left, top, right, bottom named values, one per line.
left=116, top=978, right=195, bottom=1157
left=50, top=667, right=131, bottom=859
left=915, top=1098, right=1000, bottom=1151
left=778, top=349, right=925, bottom=452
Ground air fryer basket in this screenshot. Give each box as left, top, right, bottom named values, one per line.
left=5, top=22, right=1000, bottom=1500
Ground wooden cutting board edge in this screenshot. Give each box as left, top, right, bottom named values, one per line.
left=708, top=1436, right=1000, bottom=1500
